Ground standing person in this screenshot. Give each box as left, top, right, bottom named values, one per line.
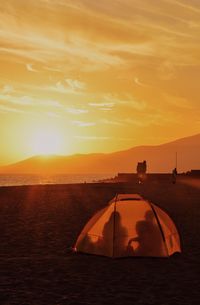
left=172, top=167, right=177, bottom=184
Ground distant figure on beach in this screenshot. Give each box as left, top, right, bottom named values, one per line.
left=172, top=167, right=178, bottom=184
left=136, top=160, right=147, bottom=184
left=127, top=210, right=165, bottom=256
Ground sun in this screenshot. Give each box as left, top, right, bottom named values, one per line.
left=31, top=129, right=63, bottom=155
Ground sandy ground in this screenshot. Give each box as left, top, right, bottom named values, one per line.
left=0, top=180, right=200, bottom=305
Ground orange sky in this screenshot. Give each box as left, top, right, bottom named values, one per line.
left=0, top=0, right=200, bottom=165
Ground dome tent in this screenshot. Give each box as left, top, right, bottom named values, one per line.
left=74, top=194, right=181, bottom=258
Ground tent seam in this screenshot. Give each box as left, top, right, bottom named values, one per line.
left=150, top=202, right=169, bottom=257
left=112, top=194, right=118, bottom=258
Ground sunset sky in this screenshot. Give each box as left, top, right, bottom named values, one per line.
left=0, top=0, right=200, bottom=165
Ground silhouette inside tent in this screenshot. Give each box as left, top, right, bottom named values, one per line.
left=127, top=210, right=166, bottom=256
left=74, top=194, right=181, bottom=258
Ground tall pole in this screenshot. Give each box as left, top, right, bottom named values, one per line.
left=175, top=152, right=178, bottom=170
left=112, top=194, right=117, bottom=258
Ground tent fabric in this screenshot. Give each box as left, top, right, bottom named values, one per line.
left=74, top=194, right=181, bottom=258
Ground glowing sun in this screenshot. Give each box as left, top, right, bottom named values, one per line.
left=31, top=129, right=63, bottom=155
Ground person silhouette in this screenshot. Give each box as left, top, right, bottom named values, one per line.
left=96, top=211, right=128, bottom=256
left=172, top=167, right=178, bottom=184
left=127, top=210, right=166, bottom=256
left=136, top=160, right=147, bottom=184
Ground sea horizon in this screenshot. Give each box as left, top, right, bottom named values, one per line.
left=0, top=173, right=115, bottom=187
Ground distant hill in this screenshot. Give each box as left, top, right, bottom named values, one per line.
left=0, top=133, right=200, bottom=174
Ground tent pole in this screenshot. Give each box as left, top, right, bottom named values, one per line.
left=150, top=203, right=169, bottom=257
left=112, top=194, right=118, bottom=258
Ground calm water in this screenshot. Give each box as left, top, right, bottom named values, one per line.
left=0, top=173, right=114, bottom=186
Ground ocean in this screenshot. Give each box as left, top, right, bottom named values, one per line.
left=0, top=173, right=114, bottom=187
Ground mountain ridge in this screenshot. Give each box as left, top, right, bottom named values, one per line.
left=0, top=133, right=199, bottom=174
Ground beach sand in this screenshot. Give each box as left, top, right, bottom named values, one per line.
left=0, top=180, right=199, bottom=305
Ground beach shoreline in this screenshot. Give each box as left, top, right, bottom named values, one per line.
left=0, top=181, right=200, bottom=304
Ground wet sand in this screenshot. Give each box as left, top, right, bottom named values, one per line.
left=0, top=180, right=200, bottom=305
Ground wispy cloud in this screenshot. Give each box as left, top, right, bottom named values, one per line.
left=134, top=77, right=148, bottom=87
left=43, top=66, right=62, bottom=72
left=0, top=104, right=24, bottom=114
left=72, top=120, right=96, bottom=127
left=1, top=0, right=200, bottom=72
left=65, top=79, right=86, bottom=91
left=89, top=102, right=115, bottom=108
left=74, top=135, right=110, bottom=140
left=2, top=84, right=13, bottom=94
left=157, top=60, right=176, bottom=80
left=0, top=94, right=33, bottom=106
left=101, top=119, right=124, bottom=126
left=42, top=80, right=86, bottom=95
left=103, top=94, right=146, bottom=111
left=0, top=93, right=62, bottom=108
left=163, top=93, right=194, bottom=109
left=99, top=107, right=113, bottom=111
left=0, top=24, right=124, bottom=70
left=26, top=63, right=38, bottom=72
left=67, top=107, right=88, bottom=114
left=165, top=0, right=200, bottom=14
left=74, top=135, right=136, bottom=141
left=46, top=111, right=61, bottom=118
left=105, top=42, right=154, bottom=57
left=0, top=0, right=199, bottom=153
